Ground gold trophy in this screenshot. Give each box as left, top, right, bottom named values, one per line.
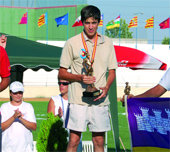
left=82, top=50, right=101, bottom=97
left=122, top=82, right=131, bottom=106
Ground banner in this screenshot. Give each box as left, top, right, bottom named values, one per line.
left=127, top=97, right=170, bottom=152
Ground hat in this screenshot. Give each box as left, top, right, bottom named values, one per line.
left=10, top=81, right=24, bottom=93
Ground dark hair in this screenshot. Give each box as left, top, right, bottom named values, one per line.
left=81, top=5, right=101, bottom=23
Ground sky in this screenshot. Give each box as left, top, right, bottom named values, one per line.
left=88, top=0, right=170, bottom=44
left=1, top=0, right=170, bottom=44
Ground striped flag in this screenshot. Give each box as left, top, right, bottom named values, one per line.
left=145, top=17, right=154, bottom=28
left=38, top=13, right=47, bottom=27
left=19, top=12, right=28, bottom=24
left=99, top=14, right=103, bottom=27
left=128, top=16, right=138, bottom=28
left=106, top=16, right=120, bottom=30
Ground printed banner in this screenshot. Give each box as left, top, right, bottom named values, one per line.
left=127, top=97, right=170, bottom=152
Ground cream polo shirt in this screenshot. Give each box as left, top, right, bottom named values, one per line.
left=60, top=32, right=117, bottom=106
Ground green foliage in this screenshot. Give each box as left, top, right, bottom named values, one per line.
left=105, top=19, right=133, bottom=38
left=162, top=37, right=170, bottom=44
left=36, top=113, right=68, bottom=152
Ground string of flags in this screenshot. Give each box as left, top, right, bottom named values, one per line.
left=18, top=12, right=170, bottom=29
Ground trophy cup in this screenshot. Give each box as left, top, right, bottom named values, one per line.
left=82, top=50, right=101, bottom=97
left=122, top=82, right=131, bottom=106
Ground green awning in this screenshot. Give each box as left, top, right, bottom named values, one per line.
left=5, top=34, right=62, bottom=71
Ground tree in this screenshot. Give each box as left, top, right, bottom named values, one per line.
left=105, top=19, right=133, bottom=38
left=162, top=37, right=170, bottom=44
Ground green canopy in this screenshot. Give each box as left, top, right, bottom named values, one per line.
left=4, top=34, right=62, bottom=82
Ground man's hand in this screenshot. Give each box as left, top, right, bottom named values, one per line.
left=0, top=35, right=7, bottom=49
left=93, top=86, right=109, bottom=101
left=120, top=94, right=134, bottom=105
left=82, top=75, right=96, bottom=84
left=58, top=106, right=63, bottom=118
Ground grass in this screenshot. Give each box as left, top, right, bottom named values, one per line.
left=0, top=101, right=131, bottom=151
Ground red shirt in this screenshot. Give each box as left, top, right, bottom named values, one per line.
left=0, top=46, right=10, bottom=78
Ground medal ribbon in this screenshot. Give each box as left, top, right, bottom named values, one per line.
left=81, top=32, right=98, bottom=66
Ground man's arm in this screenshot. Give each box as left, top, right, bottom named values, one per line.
left=121, top=84, right=167, bottom=103
left=134, top=84, right=167, bottom=98
left=58, top=67, right=96, bottom=84
left=94, top=69, right=116, bottom=101
left=0, top=77, right=10, bottom=92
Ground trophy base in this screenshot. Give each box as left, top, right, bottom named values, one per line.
left=83, top=90, right=101, bottom=97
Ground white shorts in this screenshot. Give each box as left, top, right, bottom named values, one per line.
left=66, top=103, right=111, bottom=132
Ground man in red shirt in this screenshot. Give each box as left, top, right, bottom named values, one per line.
left=0, top=35, right=10, bottom=92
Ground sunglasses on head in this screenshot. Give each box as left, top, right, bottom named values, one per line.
left=58, top=82, right=69, bottom=86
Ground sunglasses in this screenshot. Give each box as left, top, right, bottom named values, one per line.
left=12, top=91, right=23, bottom=95
left=58, top=82, right=69, bottom=86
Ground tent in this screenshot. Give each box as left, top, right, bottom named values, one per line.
left=4, top=34, right=62, bottom=83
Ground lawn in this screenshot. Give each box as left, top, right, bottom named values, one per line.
left=0, top=101, right=131, bottom=151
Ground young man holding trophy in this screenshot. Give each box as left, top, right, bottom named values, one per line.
left=58, top=5, right=117, bottom=152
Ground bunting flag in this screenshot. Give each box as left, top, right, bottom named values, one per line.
left=126, top=97, right=170, bottom=152
left=159, top=18, right=170, bottom=29
left=99, top=14, right=103, bottom=27
left=18, top=12, right=28, bottom=24
left=145, top=17, right=154, bottom=28
left=72, top=16, right=83, bottom=27
left=128, top=16, right=138, bottom=28
left=55, top=13, right=68, bottom=27
left=106, top=16, right=120, bottom=30
left=38, top=13, right=47, bottom=27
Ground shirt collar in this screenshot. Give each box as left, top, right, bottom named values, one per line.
left=82, top=31, right=105, bottom=45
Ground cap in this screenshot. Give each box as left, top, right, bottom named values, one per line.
left=10, top=81, right=24, bottom=93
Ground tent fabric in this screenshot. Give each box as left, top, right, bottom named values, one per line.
left=3, top=33, right=62, bottom=72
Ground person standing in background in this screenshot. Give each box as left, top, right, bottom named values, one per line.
left=0, top=81, right=37, bottom=152
left=47, top=79, right=82, bottom=152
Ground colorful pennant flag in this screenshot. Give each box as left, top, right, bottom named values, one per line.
left=19, top=12, right=28, bottom=24
left=128, top=16, right=138, bottom=28
left=72, top=16, right=83, bottom=27
left=106, top=16, right=120, bottom=30
left=159, top=18, right=170, bottom=29
left=38, top=13, right=47, bottom=27
left=127, top=97, right=170, bottom=151
left=145, top=17, right=154, bottom=28
left=55, top=13, right=68, bottom=27
left=99, top=14, right=104, bottom=27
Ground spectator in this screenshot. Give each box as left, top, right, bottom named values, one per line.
left=47, top=79, right=82, bottom=152
left=0, top=81, right=36, bottom=152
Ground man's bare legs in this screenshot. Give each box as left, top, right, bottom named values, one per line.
left=67, top=130, right=81, bottom=152
left=92, top=132, right=105, bottom=152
